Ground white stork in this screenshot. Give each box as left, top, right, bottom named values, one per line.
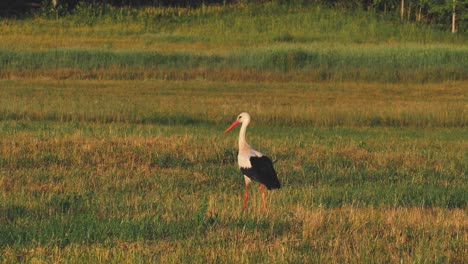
left=224, top=112, right=281, bottom=211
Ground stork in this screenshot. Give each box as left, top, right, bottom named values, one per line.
left=224, top=112, right=281, bottom=211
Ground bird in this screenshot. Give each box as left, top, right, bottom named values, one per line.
left=224, top=112, right=280, bottom=211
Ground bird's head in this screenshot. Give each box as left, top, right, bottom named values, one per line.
left=224, top=112, right=250, bottom=133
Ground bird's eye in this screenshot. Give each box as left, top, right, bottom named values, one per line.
left=238, top=116, right=242, bottom=120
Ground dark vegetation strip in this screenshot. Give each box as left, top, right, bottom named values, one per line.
left=0, top=110, right=465, bottom=128
left=1, top=48, right=467, bottom=82
left=0, top=111, right=212, bottom=126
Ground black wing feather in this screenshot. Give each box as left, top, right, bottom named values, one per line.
left=240, top=156, right=281, bottom=190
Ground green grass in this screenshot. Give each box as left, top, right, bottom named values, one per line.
left=1, top=4, right=467, bottom=83
left=0, top=3, right=467, bottom=263
left=0, top=80, right=466, bottom=262
left=0, top=121, right=466, bottom=262
left=31, top=4, right=467, bottom=43
left=1, top=45, right=466, bottom=82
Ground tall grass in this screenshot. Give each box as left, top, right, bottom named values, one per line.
left=0, top=46, right=467, bottom=82
left=32, top=4, right=467, bottom=43
left=1, top=3, right=466, bottom=82
left=2, top=4, right=466, bottom=54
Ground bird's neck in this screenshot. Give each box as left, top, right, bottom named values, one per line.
left=238, top=121, right=250, bottom=151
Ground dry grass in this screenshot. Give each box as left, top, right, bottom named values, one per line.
left=0, top=79, right=466, bottom=127
left=0, top=102, right=466, bottom=262
left=0, top=4, right=466, bottom=262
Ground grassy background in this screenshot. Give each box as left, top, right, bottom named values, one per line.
left=0, top=3, right=467, bottom=263
left=1, top=46, right=467, bottom=82
left=1, top=4, right=467, bottom=83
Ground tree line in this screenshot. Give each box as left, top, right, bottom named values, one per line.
left=1, top=0, right=466, bottom=32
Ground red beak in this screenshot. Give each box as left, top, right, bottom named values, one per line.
left=224, top=120, right=240, bottom=133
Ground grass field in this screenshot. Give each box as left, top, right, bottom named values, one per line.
left=0, top=3, right=467, bottom=263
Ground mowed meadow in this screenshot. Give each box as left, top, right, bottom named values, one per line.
left=0, top=3, right=467, bottom=263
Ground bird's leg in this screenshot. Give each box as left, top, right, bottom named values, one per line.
left=261, top=184, right=267, bottom=212
left=243, top=184, right=249, bottom=210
